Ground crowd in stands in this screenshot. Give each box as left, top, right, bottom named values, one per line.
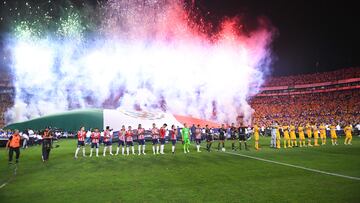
left=264, top=67, right=360, bottom=87
left=251, top=89, right=360, bottom=127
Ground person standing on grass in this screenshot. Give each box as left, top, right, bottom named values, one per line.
left=137, top=124, right=146, bottom=155
left=283, top=125, right=291, bottom=148
left=298, top=124, right=306, bottom=147
left=305, top=123, right=313, bottom=147
left=103, top=126, right=113, bottom=156
left=151, top=123, right=160, bottom=155
left=74, top=127, right=86, bottom=159
left=90, top=128, right=100, bottom=157
left=319, top=123, right=327, bottom=145
left=195, top=124, right=202, bottom=152
left=238, top=123, right=248, bottom=150
left=6, top=129, right=21, bottom=164
left=125, top=126, right=135, bottom=155
left=330, top=124, right=338, bottom=146
left=218, top=124, right=226, bottom=151
left=190, top=124, right=196, bottom=143
left=182, top=123, right=191, bottom=153
left=290, top=123, right=297, bottom=147
left=205, top=125, right=213, bottom=152
left=42, top=128, right=53, bottom=162
left=253, top=124, right=260, bottom=150
left=270, top=123, right=277, bottom=148
left=344, top=123, right=353, bottom=145
left=313, top=124, right=320, bottom=146
left=230, top=123, right=237, bottom=151
left=116, top=125, right=126, bottom=156
left=170, top=125, right=178, bottom=154
left=159, top=123, right=167, bottom=154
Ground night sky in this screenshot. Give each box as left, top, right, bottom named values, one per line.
left=1, top=0, right=359, bottom=76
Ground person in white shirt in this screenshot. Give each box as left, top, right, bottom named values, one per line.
left=22, top=132, right=29, bottom=149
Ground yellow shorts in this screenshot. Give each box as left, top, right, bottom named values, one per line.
left=331, top=134, right=337, bottom=139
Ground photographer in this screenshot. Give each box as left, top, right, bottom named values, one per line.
left=42, top=128, right=53, bottom=162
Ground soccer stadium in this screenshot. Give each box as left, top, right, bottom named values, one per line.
left=0, top=1, right=360, bottom=203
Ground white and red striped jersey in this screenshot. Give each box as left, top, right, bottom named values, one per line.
left=160, top=127, right=166, bottom=139
left=91, top=132, right=100, bottom=143
left=126, top=130, right=133, bottom=142
left=170, top=129, right=177, bottom=140
left=137, top=128, right=145, bottom=140
left=103, top=130, right=111, bottom=142
left=119, top=129, right=126, bottom=141
left=77, top=130, right=86, bottom=141
left=151, top=127, right=159, bottom=139
left=195, top=128, right=202, bottom=139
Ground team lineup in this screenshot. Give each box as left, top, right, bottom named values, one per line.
left=71, top=122, right=355, bottom=159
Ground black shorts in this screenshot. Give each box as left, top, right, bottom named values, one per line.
left=171, top=140, right=176, bottom=145
left=77, top=141, right=85, bottom=147
left=138, top=139, right=145, bottom=145
left=231, top=135, right=237, bottom=140
left=159, top=138, right=165, bottom=144
left=219, top=135, right=225, bottom=141
left=152, top=139, right=158, bottom=145
left=196, top=139, right=201, bottom=144
left=91, top=143, right=99, bottom=148
left=126, top=141, right=133, bottom=147
left=118, top=140, right=125, bottom=147
left=239, top=134, right=246, bottom=141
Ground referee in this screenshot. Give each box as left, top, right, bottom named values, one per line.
left=238, top=123, right=248, bottom=150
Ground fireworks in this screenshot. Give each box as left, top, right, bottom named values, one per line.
left=3, top=0, right=274, bottom=124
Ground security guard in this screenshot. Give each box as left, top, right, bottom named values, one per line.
left=42, top=128, right=53, bottom=162
left=6, top=130, right=21, bottom=164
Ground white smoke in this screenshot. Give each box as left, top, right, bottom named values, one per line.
left=5, top=0, right=273, bottom=125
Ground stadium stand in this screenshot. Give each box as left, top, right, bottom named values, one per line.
left=252, top=67, right=360, bottom=127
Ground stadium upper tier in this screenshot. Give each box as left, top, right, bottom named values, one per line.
left=259, top=67, right=360, bottom=96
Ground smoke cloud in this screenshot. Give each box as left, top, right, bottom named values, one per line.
left=5, top=0, right=273, bottom=125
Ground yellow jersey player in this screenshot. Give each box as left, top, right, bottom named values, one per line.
left=276, top=125, right=281, bottom=149
left=319, top=123, right=326, bottom=145
left=344, top=124, right=353, bottom=145
left=313, top=124, right=320, bottom=146
left=305, top=123, right=313, bottom=147
left=283, top=125, right=291, bottom=148
left=253, top=124, right=260, bottom=150
left=298, top=125, right=306, bottom=147
left=330, top=124, right=338, bottom=145
left=290, top=124, right=297, bottom=147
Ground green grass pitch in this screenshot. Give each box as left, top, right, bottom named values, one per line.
left=0, top=136, right=359, bottom=203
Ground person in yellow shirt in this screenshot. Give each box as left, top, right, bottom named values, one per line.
left=290, top=124, right=297, bottom=147
left=283, top=125, right=291, bottom=148
left=330, top=124, right=338, bottom=145
left=313, top=124, right=320, bottom=146
left=298, top=125, right=306, bottom=147
left=276, top=125, right=281, bottom=149
left=305, top=123, right=313, bottom=147
left=319, top=123, right=326, bottom=145
left=253, top=124, right=260, bottom=150
left=344, top=124, right=353, bottom=145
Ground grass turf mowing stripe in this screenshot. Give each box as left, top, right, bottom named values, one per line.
left=221, top=149, right=360, bottom=181
left=0, top=164, right=18, bottom=189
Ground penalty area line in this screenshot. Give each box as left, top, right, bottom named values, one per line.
left=222, top=150, right=360, bottom=181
